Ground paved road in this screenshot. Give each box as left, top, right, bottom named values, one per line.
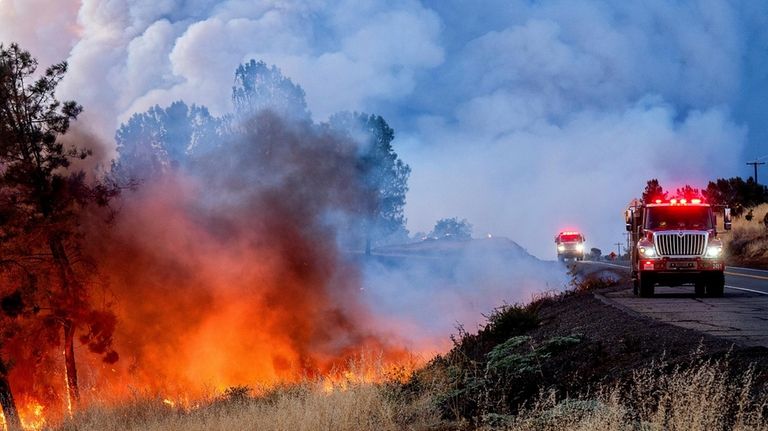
left=582, top=261, right=768, bottom=347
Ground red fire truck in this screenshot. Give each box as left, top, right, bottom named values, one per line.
left=625, top=198, right=731, bottom=297
left=555, top=231, right=586, bottom=262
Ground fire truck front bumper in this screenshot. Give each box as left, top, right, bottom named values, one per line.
left=638, top=257, right=724, bottom=273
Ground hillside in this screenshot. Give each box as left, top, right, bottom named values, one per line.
left=374, top=237, right=536, bottom=261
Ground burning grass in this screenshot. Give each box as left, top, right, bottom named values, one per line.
left=53, top=380, right=440, bottom=431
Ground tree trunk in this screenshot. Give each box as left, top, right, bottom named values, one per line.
left=63, top=321, right=79, bottom=409
left=49, top=235, right=80, bottom=410
left=0, top=362, right=21, bottom=431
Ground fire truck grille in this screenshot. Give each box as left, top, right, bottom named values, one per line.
left=654, top=232, right=707, bottom=257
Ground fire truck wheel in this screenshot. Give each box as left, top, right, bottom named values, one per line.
left=638, top=273, right=654, bottom=297
left=632, top=278, right=639, bottom=296
left=694, top=278, right=706, bottom=297
left=706, top=273, right=725, bottom=297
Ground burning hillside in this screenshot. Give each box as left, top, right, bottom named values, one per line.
left=0, top=46, right=418, bottom=429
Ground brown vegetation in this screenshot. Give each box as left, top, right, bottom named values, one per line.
left=725, top=203, right=768, bottom=268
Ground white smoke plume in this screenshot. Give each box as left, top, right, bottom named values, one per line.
left=1, top=1, right=763, bottom=257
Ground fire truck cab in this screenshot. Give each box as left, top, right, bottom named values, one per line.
left=625, top=198, right=731, bottom=297
left=555, top=231, right=586, bottom=262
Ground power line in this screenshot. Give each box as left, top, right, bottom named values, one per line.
left=747, top=161, right=766, bottom=185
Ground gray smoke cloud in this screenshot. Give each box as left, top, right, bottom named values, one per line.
left=1, top=0, right=763, bottom=257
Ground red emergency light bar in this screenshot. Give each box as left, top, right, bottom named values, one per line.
left=653, top=198, right=703, bottom=205
left=559, top=231, right=581, bottom=235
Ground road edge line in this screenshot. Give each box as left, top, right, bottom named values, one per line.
left=727, top=266, right=768, bottom=274
left=725, top=285, right=768, bottom=296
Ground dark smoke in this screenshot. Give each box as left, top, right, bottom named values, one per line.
left=80, top=111, right=406, bottom=394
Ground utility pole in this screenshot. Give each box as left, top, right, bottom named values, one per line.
left=615, top=242, right=623, bottom=260
left=625, top=232, right=631, bottom=255
left=747, top=160, right=766, bottom=185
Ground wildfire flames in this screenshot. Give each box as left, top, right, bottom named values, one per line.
left=2, top=113, right=422, bottom=429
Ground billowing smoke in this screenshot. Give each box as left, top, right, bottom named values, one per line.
left=360, top=238, right=568, bottom=352
left=2, top=1, right=764, bottom=258
left=76, top=110, right=417, bottom=394
left=406, top=1, right=752, bottom=256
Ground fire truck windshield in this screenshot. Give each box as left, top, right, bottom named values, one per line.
left=559, top=234, right=582, bottom=242
left=645, top=206, right=713, bottom=230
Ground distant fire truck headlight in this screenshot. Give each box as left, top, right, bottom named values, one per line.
left=639, top=246, right=656, bottom=257
left=575, top=244, right=584, bottom=252
left=706, top=245, right=723, bottom=258
left=557, top=245, right=565, bottom=252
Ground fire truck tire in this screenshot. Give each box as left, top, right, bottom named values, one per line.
left=694, top=278, right=706, bottom=297
left=632, top=278, right=639, bottom=296
left=638, top=273, right=654, bottom=297
left=706, top=273, right=725, bottom=297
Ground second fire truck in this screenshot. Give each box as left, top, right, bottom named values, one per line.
left=555, top=231, right=586, bottom=262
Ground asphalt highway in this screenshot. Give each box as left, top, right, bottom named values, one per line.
left=583, top=261, right=768, bottom=347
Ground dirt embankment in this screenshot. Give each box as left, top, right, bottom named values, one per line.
left=412, top=267, right=768, bottom=427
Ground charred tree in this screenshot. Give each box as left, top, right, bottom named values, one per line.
left=0, top=359, right=21, bottom=431
left=49, top=234, right=82, bottom=405
left=0, top=381, right=21, bottom=430
left=0, top=43, right=118, bottom=412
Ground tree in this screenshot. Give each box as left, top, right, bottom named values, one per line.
left=675, top=185, right=700, bottom=200
left=0, top=43, right=118, bottom=416
left=232, top=60, right=309, bottom=121
left=430, top=218, right=473, bottom=240
left=703, top=177, right=768, bottom=216
left=113, top=101, right=227, bottom=182
left=330, top=113, right=411, bottom=254
left=116, top=59, right=309, bottom=184
left=115, top=61, right=412, bottom=258
left=642, top=179, right=667, bottom=203
left=590, top=248, right=602, bottom=260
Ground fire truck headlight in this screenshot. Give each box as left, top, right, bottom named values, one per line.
left=706, top=246, right=723, bottom=258
left=557, top=245, right=565, bottom=252
left=639, top=247, right=656, bottom=257
left=576, top=244, right=584, bottom=252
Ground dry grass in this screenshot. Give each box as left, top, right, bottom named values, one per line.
left=49, top=354, right=440, bottom=431
left=52, top=359, right=768, bottom=431
left=725, top=203, right=768, bottom=267
left=34, top=334, right=761, bottom=431
left=54, top=380, right=440, bottom=431
left=489, top=360, right=768, bottom=431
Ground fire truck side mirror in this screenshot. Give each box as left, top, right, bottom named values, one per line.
left=723, top=208, right=732, bottom=230
left=625, top=209, right=634, bottom=231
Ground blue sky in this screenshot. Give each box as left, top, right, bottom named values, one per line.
left=1, top=0, right=766, bottom=257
